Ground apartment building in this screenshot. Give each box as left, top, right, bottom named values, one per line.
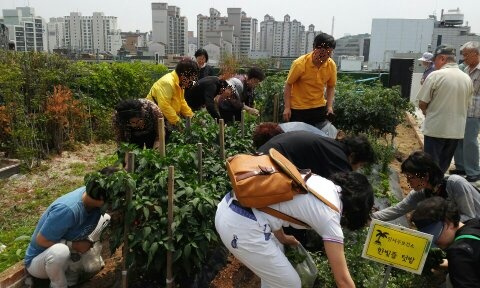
left=63, top=12, right=121, bottom=55
left=197, top=7, right=256, bottom=59
left=259, top=14, right=322, bottom=58
left=46, top=17, right=65, bottom=52
left=1, top=7, right=46, bottom=52
left=151, top=3, right=188, bottom=56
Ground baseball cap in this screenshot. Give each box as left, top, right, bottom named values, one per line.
left=415, top=220, right=444, bottom=247
left=418, top=52, right=433, bottom=62
left=433, top=45, right=456, bottom=58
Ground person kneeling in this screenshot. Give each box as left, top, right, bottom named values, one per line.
left=24, top=166, right=120, bottom=288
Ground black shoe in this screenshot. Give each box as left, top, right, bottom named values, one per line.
left=466, top=175, right=480, bottom=182
left=449, top=169, right=466, bottom=175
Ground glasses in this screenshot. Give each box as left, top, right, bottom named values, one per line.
left=404, top=173, right=426, bottom=180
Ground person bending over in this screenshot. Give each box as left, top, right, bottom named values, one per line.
left=215, top=172, right=374, bottom=288
left=372, top=151, right=480, bottom=222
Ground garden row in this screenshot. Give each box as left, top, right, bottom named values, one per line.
left=0, top=51, right=438, bottom=287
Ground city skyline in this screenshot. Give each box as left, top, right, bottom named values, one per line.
left=3, top=0, right=480, bottom=39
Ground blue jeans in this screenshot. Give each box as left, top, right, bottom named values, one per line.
left=424, top=136, right=459, bottom=174
left=454, top=117, right=480, bottom=177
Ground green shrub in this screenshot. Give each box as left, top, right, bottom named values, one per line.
left=334, top=81, right=415, bottom=140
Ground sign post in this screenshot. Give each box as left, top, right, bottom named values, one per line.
left=362, top=220, right=433, bottom=285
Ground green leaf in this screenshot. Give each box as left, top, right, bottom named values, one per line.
left=143, top=226, right=152, bottom=238
left=183, top=244, right=191, bottom=259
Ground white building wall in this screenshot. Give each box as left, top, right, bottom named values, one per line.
left=368, top=18, right=434, bottom=70
left=92, top=12, right=105, bottom=53
left=107, top=31, right=122, bottom=55
left=46, top=17, right=65, bottom=52
left=151, top=3, right=168, bottom=44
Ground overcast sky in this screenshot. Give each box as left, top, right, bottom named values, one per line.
left=2, top=0, right=480, bottom=39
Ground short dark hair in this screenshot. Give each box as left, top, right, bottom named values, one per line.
left=194, top=48, right=209, bottom=62
left=175, top=58, right=199, bottom=78
left=247, top=67, right=266, bottom=82
left=115, top=99, right=143, bottom=122
left=342, top=134, right=375, bottom=165
left=412, top=197, right=460, bottom=229
left=330, top=172, right=374, bottom=230
left=401, top=151, right=443, bottom=189
left=85, top=166, right=120, bottom=201
left=313, top=33, right=336, bottom=49
left=252, top=122, right=284, bottom=149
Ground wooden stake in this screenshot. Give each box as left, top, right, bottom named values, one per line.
left=158, top=118, right=166, bottom=157
left=241, top=110, right=245, bottom=138
left=197, top=143, right=203, bottom=183
left=122, top=152, right=135, bottom=288
left=166, top=166, right=175, bottom=288
left=273, top=93, right=279, bottom=123
left=219, top=119, right=225, bottom=160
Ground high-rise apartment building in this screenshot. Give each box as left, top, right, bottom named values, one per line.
left=1, top=7, right=46, bottom=52
left=63, top=12, right=121, bottom=55
left=46, top=17, right=65, bottom=52
left=259, top=14, right=321, bottom=58
left=151, top=3, right=188, bottom=56
left=197, top=8, right=256, bottom=59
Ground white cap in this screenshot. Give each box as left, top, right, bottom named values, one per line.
left=418, top=52, right=433, bottom=62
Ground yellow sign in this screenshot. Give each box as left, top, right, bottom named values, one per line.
left=362, top=219, right=432, bottom=274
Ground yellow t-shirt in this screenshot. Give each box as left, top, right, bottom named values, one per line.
left=146, top=70, right=193, bottom=124
left=286, top=52, right=337, bottom=109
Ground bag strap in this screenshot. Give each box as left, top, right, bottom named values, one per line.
left=307, top=186, right=340, bottom=213
left=455, top=234, right=480, bottom=241
left=258, top=207, right=311, bottom=228
left=258, top=183, right=340, bottom=228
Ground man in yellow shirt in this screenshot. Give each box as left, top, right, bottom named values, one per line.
left=146, top=58, right=198, bottom=127
left=283, top=33, right=337, bottom=127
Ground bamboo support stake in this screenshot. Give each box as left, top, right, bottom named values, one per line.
left=166, top=166, right=175, bottom=288
left=186, top=117, right=191, bottom=130
left=241, top=109, right=245, bottom=138
left=158, top=118, right=166, bottom=157
left=197, top=143, right=203, bottom=183
left=219, top=119, right=225, bottom=160
left=273, top=93, right=279, bottom=123
left=122, top=152, right=135, bottom=288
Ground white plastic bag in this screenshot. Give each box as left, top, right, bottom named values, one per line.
left=81, top=242, right=105, bottom=273
left=285, top=244, right=318, bottom=288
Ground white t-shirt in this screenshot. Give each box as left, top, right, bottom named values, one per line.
left=253, top=174, right=344, bottom=244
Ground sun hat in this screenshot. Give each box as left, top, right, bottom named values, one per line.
left=418, top=52, right=433, bottom=62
